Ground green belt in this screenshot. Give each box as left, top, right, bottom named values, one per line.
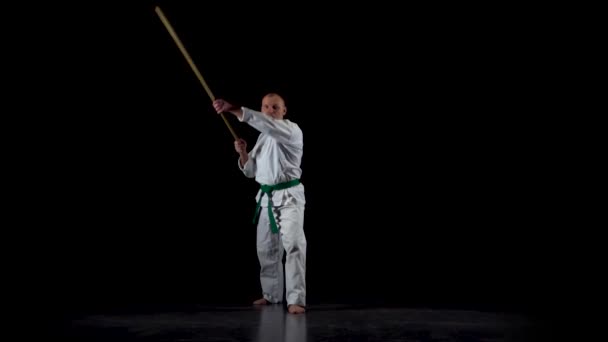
left=253, top=179, right=300, bottom=234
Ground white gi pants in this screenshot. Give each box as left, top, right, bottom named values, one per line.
left=256, top=205, right=306, bottom=307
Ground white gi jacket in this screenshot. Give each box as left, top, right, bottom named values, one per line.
left=238, top=107, right=306, bottom=208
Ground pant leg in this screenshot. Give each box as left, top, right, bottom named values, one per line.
left=277, top=205, right=306, bottom=306
left=257, top=207, right=284, bottom=303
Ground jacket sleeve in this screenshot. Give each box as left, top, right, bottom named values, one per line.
left=240, top=107, right=302, bottom=147
left=237, top=153, right=256, bottom=178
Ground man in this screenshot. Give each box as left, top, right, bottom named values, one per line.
left=212, top=93, right=307, bottom=314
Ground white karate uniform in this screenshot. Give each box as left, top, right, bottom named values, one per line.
left=238, top=107, right=307, bottom=307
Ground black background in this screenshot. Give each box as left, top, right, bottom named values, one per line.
left=19, top=1, right=565, bottom=321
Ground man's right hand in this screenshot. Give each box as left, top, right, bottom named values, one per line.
left=213, top=99, right=232, bottom=113
left=212, top=99, right=244, bottom=120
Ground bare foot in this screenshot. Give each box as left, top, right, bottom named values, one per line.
left=253, top=298, right=269, bottom=305
left=288, top=304, right=306, bottom=314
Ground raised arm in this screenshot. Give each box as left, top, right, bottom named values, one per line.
left=213, top=99, right=243, bottom=120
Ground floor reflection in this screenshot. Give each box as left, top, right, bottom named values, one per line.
left=255, top=305, right=308, bottom=342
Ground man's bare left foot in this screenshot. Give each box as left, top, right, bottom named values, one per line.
left=288, top=304, right=306, bottom=314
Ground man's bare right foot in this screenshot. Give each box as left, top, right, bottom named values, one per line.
left=253, top=298, right=269, bottom=305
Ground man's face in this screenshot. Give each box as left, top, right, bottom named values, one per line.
left=261, top=95, right=287, bottom=120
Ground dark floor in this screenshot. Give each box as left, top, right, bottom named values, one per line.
left=56, top=304, right=554, bottom=341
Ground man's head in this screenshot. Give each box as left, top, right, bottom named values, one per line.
left=261, top=93, right=287, bottom=120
